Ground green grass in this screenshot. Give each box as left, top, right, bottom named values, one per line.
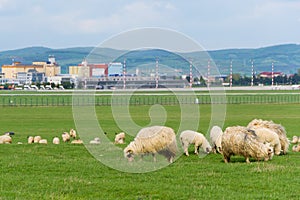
left=1, top=102, right=300, bottom=199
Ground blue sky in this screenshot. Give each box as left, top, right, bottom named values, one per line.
left=0, top=0, right=299, bottom=51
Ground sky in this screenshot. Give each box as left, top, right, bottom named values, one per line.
left=0, top=0, right=299, bottom=51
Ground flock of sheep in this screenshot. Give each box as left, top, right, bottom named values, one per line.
left=123, top=118, right=290, bottom=163
left=0, top=118, right=293, bottom=163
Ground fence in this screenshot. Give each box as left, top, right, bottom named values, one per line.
left=1, top=93, right=300, bottom=107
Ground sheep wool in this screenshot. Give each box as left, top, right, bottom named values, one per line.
left=114, top=132, right=125, bottom=144
left=62, top=132, right=70, bottom=142
left=27, top=136, right=34, bottom=144
left=124, top=126, right=177, bottom=163
left=210, top=126, right=223, bottom=154
left=69, top=129, right=77, bottom=139
left=222, top=126, right=274, bottom=163
left=247, top=119, right=289, bottom=154
left=0, top=135, right=12, bottom=144
left=52, top=137, right=60, bottom=145
left=33, top=136, right=41, bottom=143
left=180, top=130, right=212, bottom=156
left=39, top=139, right=48, bottom=144
left=253, top=127, right=282, bottom=155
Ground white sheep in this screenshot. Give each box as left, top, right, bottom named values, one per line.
left=180, top=130, right=212, bottom=156
left=62, top=132, right=70, bottom=142
left=33, top=136, right=41, bottom=143
left=222, top=126, right=274, bottom=163
left=52, top=137, right=60, bottom=144
left=39, top=139, right=48, bottom=144
left=27, top=136, right=34, bottom=144
left=247, top=119, right=289, bottom=154
left=292, top=145, right=300, bottom=152
left=89, top=137, right=100, bottom=144
left=0, top=135, right=12, bottom=144
left=124, top=126, right=177, bottom=163
left=114, top=132, right=125, bottom=144
left=291, top=136, right=298, bottom=144
left=69, top=129, right=77, bottom=139
left=209, top=126, right=223, bottom=154
left=254, top=127, right=282, bottom=155
left=71, top=139, right=83, bottom=144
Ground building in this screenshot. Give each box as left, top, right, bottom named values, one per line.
left=108, top=62, right=122, bottom=76
left=69, top=59, right=108, bottom=77
left=1, top=56, right=61, bottom=80
left=259, top=72, right=283, bottom=78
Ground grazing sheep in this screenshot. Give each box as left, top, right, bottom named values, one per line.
left=180, top=130, right=212, bottom=156
left=247, top=119, right=289, bottom=154
left=253, top=128, right=282, bottom=156
left=291, top=136, right=298, bottom=144
left=39, top=139, right=48, bottom=144
left=89, top=137, right=100, bottom=144
left=124, top=126, right=177, bottom=163
left=52, top=137, right=60, bottom=145
left=0, top=135, right=12, bottom=144
left=222, top=126, right=274, bottom=163
left=292, top=145, right=300, bottom=152
left=33, top=136, right=41, bottom=143
left=210, top=126, right=223, bottom=154
left=62, top=132, right=70, bottom=142
left=114, top=132, right=125, bottom=144
left=71, top=139, right=83, bottom=144
left=27, top=136, right=34, bottom=144
left=69, top=129, right=77, bottom=139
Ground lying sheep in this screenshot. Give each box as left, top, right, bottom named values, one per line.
left=124, top=126, right=177, bottom=163
left=90, top=137, right=100, bottom=144
left=291, top=136, right=298, bottom=144
left=247, top=119, right=289, bottom=154
left=0, top=135, right=12, bottom=144
left=62, top=132, right=70, bottom=142
left=52, top=137, right=60, bottom=145
left=27, top=136, right=34, bottom=144
left=180, top=130, right=212, bottom=156
left=292, top=145, right=300, bottom=152
left=34, top=136, right=41, bottom=143
left=114, top=132, right=125, bottom=144
left=210, top=126, right=223, bottom=154
left=70, top=129, right=77, bottom=139
left=222, top=126, right=274, bottom=163
left=253, top=127, right=282, bottom=156
left=71, top=139, right=83, bottom=144
left=39, top=139, right=48, bottom=144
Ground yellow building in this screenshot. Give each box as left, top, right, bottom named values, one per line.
left=2, top=59, right=61, bottom=79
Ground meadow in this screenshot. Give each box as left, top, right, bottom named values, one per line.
left=1, top=91, right=300, bottom=199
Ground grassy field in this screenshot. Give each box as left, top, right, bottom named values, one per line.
left=1, top=96, right=300, bottom=199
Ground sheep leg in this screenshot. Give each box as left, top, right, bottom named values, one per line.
left=245, top=157, right=250, bottom=163
left=183, top=143, right=189, bottom=156
left=194, top=144, right=199, bottom=155
left=152, top=153, right=157, bottom=162
left=223, top=155, right=230, bottom=163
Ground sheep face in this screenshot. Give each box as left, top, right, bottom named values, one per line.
left=124, top=148, right=134, bottom=162
left=264, top=142, right=274, bottom=161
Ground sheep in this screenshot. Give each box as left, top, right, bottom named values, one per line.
left=247, top=119, right=289, bottom=154
left=114, top=132, right=125, bottom=144
left=33, top=136, right=41, bottom=143
left=180, top=130, right=212, bottom=156
left=221, top=126, right=274, bottom=163
left=291, top=136, right=298, bottom=144
left=298, top=136, right=300, bottom=143
left=27, top=136, right=34, bottom=144
left=253, top=127, right=282, bottom=156
left=71, top=139, right=83, bottom=144
left=292, top=145, right=300, bottom=152
left=0, top=135, right=12, bottom=144
left=89, top=137, right=100, bottom=144
left=62, top=132, right=70, bottom=142
left=69, top=129, right=77, bottom=139
left=52, top=137, right=60, bottom=145
left=210, top=126, right=223, bottom=154
left=124, top=126, right=177, bottom=163
left=39, top=139, right=48, bottom=144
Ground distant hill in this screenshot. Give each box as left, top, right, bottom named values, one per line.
left=1, top=44, right=300, bottom=75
